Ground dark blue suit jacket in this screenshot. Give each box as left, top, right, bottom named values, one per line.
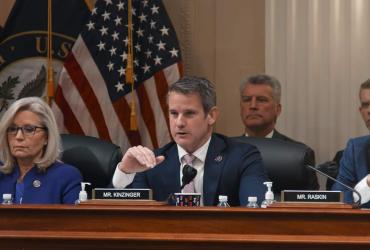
left=0, top=161, right=82, bottom=204
left=130, top=133, right=268, bottom=206
left=332, top=135, right=370, bottom=207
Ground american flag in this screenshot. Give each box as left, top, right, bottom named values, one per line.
left=52, top=0, right=183, bottom=152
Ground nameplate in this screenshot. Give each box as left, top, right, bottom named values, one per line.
left=92, top=188, right=152, bottom=200
left=281, top=190, right=343, bottom=202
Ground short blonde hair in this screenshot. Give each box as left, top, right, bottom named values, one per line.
left=0, top=97, right=61, bottom=173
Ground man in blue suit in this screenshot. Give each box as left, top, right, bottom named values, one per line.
left=332, top=80, right=370, bottom=207
left=329, top=79, right=370, bottom=189
left=112, top=76, right=268, bottom=206
left=332, top=135, right=370, bottom=207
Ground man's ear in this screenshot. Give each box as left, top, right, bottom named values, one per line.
left=276, top=103, right=282, bottom=116
left=207, top=106, right=219, bottom=125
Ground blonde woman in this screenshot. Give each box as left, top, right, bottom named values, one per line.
left=0, top=97, right=82, bottom=204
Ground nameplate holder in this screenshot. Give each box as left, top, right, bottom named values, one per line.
left=92, top=188, right=152, bottom=200
left=281, top=190, right=343, bottom=203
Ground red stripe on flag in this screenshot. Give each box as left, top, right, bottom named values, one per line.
left=64, top=54, right=111, bottom=141
left=154, top=71, right=170, bottom=131
left=54, top=86, right=84, bottom=135
left=112, top=97, right=142, bottom=146
left=137, top=83, right=158, bottom=149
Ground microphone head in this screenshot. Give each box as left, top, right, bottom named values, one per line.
left=182, top=164, right=197, bottom=187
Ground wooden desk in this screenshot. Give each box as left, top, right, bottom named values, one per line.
left=0, top=203, right=369, bottom=249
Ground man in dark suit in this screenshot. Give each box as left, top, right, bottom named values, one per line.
left=237, top=74, right=318, bottom=190
left=112, top=76, right=268, bottom=206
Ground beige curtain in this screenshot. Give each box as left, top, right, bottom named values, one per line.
left=266, top=0, right=370, bottom=164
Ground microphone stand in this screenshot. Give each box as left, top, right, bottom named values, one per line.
left=306, top=164, right=362, bottom=208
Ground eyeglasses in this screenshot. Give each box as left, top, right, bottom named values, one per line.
left=7, top=125, right=47, bottom=136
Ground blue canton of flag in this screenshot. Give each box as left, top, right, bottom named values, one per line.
left=53, top=0, right=183, bottom=152
left=84, top=0, right=181, bottom=101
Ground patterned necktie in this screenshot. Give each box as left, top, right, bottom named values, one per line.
left=182, top=154, right=196, bottom=193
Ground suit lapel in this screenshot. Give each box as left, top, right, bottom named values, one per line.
left=161, top=145, right=181, bottom=193
left=203, top=134, right=227, bottom=206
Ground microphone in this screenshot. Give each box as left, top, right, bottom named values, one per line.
left=166, top=164, right=197, bottom=205
left=306, top=164, right=362, bottom=208
left=180, top=164, right=197, bottom=191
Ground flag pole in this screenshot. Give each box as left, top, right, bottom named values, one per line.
left=46, top=0, right=55, bottom=105
left=126, top=0, right=137, bottom=130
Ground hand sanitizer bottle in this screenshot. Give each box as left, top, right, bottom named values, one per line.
left=261, top=181, right=276, bottom=208
left=75, top=182, right=91, bottom=204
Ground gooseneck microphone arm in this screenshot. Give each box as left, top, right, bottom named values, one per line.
left=306, top=164, right=362, bottom=208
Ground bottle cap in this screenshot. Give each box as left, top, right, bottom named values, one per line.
left=218, top=195, right=228, bottom=202
left=248, top=196, right=257, bottom=202
left=3, top=193, right=12, bottom=200
left=263, top=182, right=273, bottom=190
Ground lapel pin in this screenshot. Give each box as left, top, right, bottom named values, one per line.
left=33, top=180, right=41, bottom=188
left=214, top=155, right=223, bottom=162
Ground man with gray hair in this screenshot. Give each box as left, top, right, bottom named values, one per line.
left=112, top=76, right=268, bottom=206
left=235, top=74, right=319, bottom=190
left=239, top=74, right=284, bottom=139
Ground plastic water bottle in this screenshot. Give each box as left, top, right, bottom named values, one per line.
left=246, top=196, right=259, bottom=208
left=217, top=195, right=230, bottom=207
left=2, top=194, right=13, bottom=205
left=261, top=181, right=276, bottom=208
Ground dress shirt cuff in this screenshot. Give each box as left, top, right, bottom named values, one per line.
left=112, top=162, right=136, bottom=188
left=354, top=175, right=370, bottom=204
